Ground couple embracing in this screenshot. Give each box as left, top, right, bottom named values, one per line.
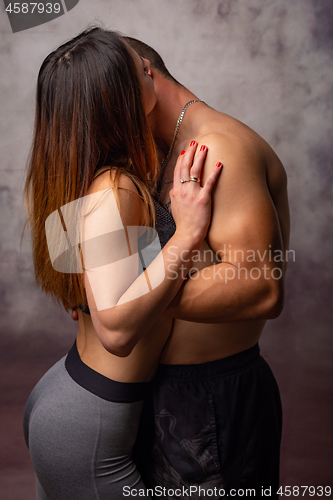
left=24, top=27, right=289, bottom=499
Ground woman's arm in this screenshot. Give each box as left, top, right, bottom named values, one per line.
left=82, top=143, right=222, bottom=356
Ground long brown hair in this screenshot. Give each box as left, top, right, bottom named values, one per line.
left=25, top=27, right=158, bottom=311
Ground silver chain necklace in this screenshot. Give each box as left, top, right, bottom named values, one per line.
left=160, top=99, right=202, bottom=172
left=156, top=99, right=203, bottom=199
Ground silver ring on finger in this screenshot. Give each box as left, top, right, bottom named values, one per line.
left=190, top=176, right=200, bottom=183
left=180, top=178, right=190, bottom=183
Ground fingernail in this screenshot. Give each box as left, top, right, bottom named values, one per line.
left=216, top=162, right=222, bottom=168
left=200, top=145, right=206, bottom=152
left=180, top=150, right=186, bottom=155
left=190, top=140, right=196, bottom=146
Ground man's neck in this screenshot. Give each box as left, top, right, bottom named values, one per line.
left=147, top=73, right=199, bottom=154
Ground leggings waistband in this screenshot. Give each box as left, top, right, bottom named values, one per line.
left=155, top=343, right=261, bottom=381
left=65, top=342, right=151, bottom=403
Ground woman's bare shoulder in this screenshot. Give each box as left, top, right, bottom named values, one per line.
left=87, top=169, right=147, bottom=226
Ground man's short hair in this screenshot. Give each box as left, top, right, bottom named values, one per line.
left=124, top=36, right=181, bottom=85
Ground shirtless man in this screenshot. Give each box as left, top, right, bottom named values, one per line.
left=125, top=38, right=290, bottom=498
left=72, top=37, right=289, bottom=497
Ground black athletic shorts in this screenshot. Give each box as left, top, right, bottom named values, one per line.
left=135, top=343, right=282, bottom=499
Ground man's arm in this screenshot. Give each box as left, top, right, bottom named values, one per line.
left=166, top=133, right=288, bottom=323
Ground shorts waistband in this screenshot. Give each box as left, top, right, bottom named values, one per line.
left=156, top=343, right=260, bottom=381
left=65, top=341, right=151, bottom=403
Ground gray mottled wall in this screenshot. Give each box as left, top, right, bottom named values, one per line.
left=1, top=0, right=332, bottom=493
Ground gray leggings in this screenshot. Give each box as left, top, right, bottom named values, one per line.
left=23, top=343, right=151, bottom=499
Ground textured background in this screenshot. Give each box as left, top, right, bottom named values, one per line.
left=0, top=0, right=332, bottom=498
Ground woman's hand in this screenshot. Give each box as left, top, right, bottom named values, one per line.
left=170, top=141, right=222, bottom=249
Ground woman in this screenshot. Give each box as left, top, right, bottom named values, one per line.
left=23, top=27, right=222, bottom=499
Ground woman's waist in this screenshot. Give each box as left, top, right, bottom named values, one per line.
left=76, top=315, right=171, bottom=383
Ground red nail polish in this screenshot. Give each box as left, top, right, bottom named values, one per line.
left=200, top=145, right=206, bottom=152
left=180, top=150, right=186, bottom=155
left=215, top=162, right=222, bottom=168
left=190, top=140, right=196, bottom=146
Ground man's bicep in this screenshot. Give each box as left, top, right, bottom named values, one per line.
left=207, top=172, right=283, bottom=267
left=196, top=134, right=282, bottom=263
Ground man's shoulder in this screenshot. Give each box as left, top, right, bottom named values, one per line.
left=196, top=120, right=287, bottom=218
left=196, top=130, right=255, bottom=151
left=196, top=113, right=283, bottom=172
left=195, top=114, right=265, bottom=155
left=194, top=130, right=266, bottom=181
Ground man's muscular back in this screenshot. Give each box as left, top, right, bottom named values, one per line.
left=159, top=104, right=289, bottom=364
